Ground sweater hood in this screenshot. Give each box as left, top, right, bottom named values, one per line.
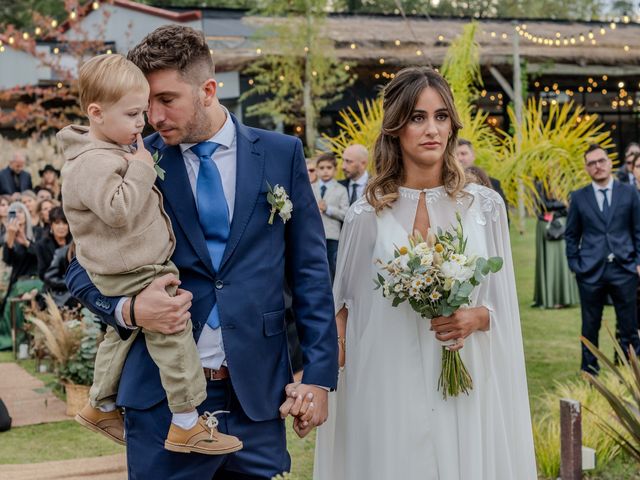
left=56, top=125, right=132, bottom=161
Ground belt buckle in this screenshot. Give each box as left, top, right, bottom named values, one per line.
left=208, top=368, right=219, bottom=381
left=607, top=253, right=615, bottom=263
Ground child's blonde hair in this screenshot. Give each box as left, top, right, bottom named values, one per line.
left=78, top=54, right=149, bottom=113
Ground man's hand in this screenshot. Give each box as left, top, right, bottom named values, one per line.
left=123, top=133, right=154, bottom=167
left=430, top=306, right=490, bottom=349
left=122, top=274, right=192, bottom=333
left=636, top=264, right=640, bottom=278
left=317, top=200, right=327, bottom=213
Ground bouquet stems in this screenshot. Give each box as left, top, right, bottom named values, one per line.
left=438, top=347, right=473, bottom=399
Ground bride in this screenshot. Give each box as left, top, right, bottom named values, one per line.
left=313, top=67, right=537, bottom=479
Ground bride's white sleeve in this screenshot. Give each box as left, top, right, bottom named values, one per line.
left=474, top=191, right=537, bottom=477
left=332, top=200, right=378, bottom=315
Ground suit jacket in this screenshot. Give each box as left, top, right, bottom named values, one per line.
left=617, top=167, right=634, bottom=185
left=565, top=180, right=640, bottom=283
left=66, top=115, right=338, bottom=421
left=0, top=167, right=32, bottom=195
left=312, top=180, right=348, bottom=240
left=339, top=176, right=369, bottom=204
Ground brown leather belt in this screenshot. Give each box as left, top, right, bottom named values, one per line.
left=203, top=366, right=230, bottom=381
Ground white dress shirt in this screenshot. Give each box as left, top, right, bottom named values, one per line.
left=347, top=171, right=369, bottom=201
left=591, top=177, right=614, bottom=212
left=115, top=108, right=236, bottom=370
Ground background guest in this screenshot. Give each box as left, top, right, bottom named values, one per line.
left=0, top=152, right=32, bottom=196
left=339, top=144, right=370, bottom=205
left=0, top=202, right=41, bottom=350
left=456, top=138, right=508, bottom=206
left=306, top=157, right=318, bottom=184
left=35, top=198, right=56, bottom=234
left=35, top=207, right=71, bottom=282
left=631, top=152, right=640, bottom=191
left=42, top=242, right=76, bottom=308
left=20, top=191, right=39, bottom=232
left=565, top=143, right=640, bottom=374
left=464, top=165, right=492, bottom=188
left=36, top=188, right=53, bottom=202
left=0, top=195, right=10, bottom=247
left=35, top=164, right=61, bottom=201
left=533, top=181, right=579, bottom=308
left=311, top=152, right=349, bottom=281
left=617, top=142, right=640, bottom=185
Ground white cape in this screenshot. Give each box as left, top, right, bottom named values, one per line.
left=314, top=184, right=537, bottom=480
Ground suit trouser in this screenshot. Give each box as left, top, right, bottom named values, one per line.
left=577, top=262, right=640, bottom=373
left=125, top=378, right=290, bottom=480
left=89, top=261, right=207, bottom=413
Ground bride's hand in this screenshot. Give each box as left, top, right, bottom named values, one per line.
left=430, top=306, right=490, bottom=348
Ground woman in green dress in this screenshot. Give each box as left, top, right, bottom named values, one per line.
left=533, top=181, right=580, bottom=308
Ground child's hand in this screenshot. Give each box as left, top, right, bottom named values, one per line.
left=124, top=133, right=154, bottom=167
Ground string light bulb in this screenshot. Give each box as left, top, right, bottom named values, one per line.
left=51, top=19, right=58, bottom=28
left=69, top=10, right=77, bottom=20
left=92, top=1, right=100, bottom=10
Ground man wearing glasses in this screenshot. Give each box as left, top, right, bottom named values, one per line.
left=616, top=142, right=640, bottom=185
left=565, top=143, right=640, bottom=374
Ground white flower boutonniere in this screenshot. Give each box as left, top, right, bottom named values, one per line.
left=267, top=182, right=293, bottom=225
left=152, top=151, right=166, bottom=181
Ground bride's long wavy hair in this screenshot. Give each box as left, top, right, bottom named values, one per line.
left=365, top=67, right=465, bottom=212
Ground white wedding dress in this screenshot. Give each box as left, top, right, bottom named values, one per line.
left=313, top=184, right=537, bottom=480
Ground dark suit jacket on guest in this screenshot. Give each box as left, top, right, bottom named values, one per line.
left=0, top=167, right=32, bottom=195
left=565, top=180, right=640, bottom=284
left=617, top=167, right=634, bottom=185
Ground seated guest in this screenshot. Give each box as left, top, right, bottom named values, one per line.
left=0, top=195, right=10, bottom=247
left=36, top=188, right=53, bottom=202
left=0, top=202, right=41, bottom=350
left=35, top=207, right=71, bottom=281
left=20, top=191, right=40, bottom=237
left=34, top=198, right=56, bottom=241
left=43, top=242, right=77, bottom=308
left=35, top=164, right=61, bottom=201
left=311, top=152, right=349, bottom=281
left=0, top=152, right=32, bottom=196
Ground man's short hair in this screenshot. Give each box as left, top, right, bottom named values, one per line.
left=127, top=25, right=215, bottom=86
left=584, top=143, right=606, bottom=160
left=315, top=152, right=337, bottom=168
left=78, top=54, right=148, bottom=113
left=457, top=138, right=473, bottom=150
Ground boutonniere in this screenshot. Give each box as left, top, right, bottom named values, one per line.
left=267, top=182, right=293, bottom=225
left=152, top=151, right=166, bottom=181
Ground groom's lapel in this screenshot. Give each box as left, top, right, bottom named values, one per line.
left=219, top=116, right=265, bottom=271
left=152, top=137, right=215, bottom=277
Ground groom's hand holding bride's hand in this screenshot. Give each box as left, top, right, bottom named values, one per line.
left=430, top=306, right=491, bottom=351
left=122, top=274, right=193, bottom=334
left=279, top=382, right=328, bottom=438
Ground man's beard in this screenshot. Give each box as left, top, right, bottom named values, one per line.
left=179, top=101, right=213, bottom=144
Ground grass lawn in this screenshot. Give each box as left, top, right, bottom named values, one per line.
left=0, top=218, right=636, bottom=478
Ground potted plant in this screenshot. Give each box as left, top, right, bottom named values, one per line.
left=26, top=295, right=100, bottom=415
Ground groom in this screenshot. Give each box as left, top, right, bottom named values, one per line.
left=66, top=25, right=338, bottom=479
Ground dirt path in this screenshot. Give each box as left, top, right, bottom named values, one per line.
left=0, top=363, right=68, bottom=427
left=0, top=454, right=126, bottom=480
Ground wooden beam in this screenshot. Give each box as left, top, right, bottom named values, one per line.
left=560, top=398, right=582, bottom=480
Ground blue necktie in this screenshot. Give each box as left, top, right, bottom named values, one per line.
left=320, top=185, right=327, bottom=199
left=599, top=188, right=610, bottom=218
left=192, top=142, right=228, bottom=329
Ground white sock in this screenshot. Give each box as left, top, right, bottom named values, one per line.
left=172, top=411, right=199, bottom=430
left=98, top=401, right=117, bottom=413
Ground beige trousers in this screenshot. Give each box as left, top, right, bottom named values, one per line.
left=88, top=261, right=206, bottom=413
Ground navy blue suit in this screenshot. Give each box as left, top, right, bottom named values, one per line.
left=565, top=180, right=640, bottom=373
left=0, top=167, right=32, bottom=195
left=66, top=115, right=338, bottom=479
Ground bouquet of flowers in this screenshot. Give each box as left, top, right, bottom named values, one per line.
left=374, top=212, right=503, bottom=399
